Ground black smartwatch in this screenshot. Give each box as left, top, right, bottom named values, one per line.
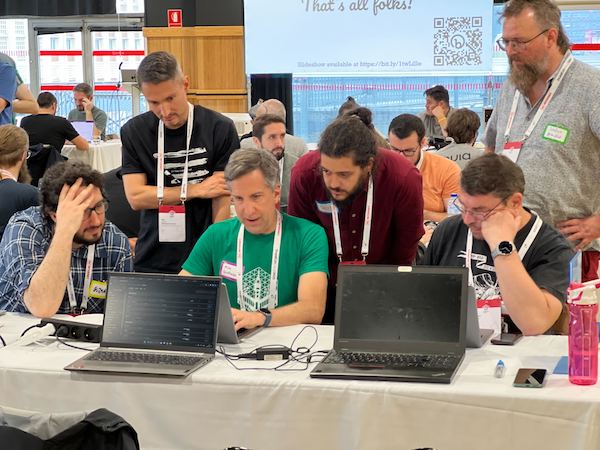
left=259, top=308, right=272, bottom=327
left=491, top=240, right=515, bottom=259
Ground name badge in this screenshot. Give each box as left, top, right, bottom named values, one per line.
left=477, top=297, right=502, bottom=336
left=502, top=141, right=522, bottom=163
left=159, top=204, right=186, bottom=242
left=543, top=124, right=569, bottom=144
left=88, top=280, right=108, bottom=299
left=219, top=260, right=239, bottom=282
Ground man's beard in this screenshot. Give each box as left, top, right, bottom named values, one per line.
left=73, top=226, right=104, bottom=245
left=17, top=163, right=32, bottom=185
left=327, top=170, right=369, bottom=209
left=509, top=55, right=548, bottom=94
left=271, top=147, right=285, bottom=161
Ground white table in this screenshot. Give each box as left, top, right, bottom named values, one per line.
left=61, top=140, right=122, bottom=173
left=1, top=313, right=599, bottom=450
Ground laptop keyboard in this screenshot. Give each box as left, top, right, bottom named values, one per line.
left=86, top=350, right=204, bottom=366
left=325, top=350, right=460, bottom=370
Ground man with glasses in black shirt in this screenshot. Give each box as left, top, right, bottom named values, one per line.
left=421, top=154, right=573, bottom=336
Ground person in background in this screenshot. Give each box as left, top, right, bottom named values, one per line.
left=388, top=114, right=461, bottom=223
left=121, top=51, right=239, bottom=273
left=288, top=113, right=424, bottom=324
left=342, top=107, right=389, bottom=150
left=0, top=125, right=39, bottom=238
left=21, top=92, right=89, bottom=152
left=0, top=62, right=16, bottom=126
left=422, top=154, right=573, bottom=335
left=437, top=108, right=484, bottom=170
left=0, top=52, right=38, bottom=117
left=67, top=83, right=108, bottom=140
left=181, top=149, right=328, bottom=330
left=0, top=161, right=132, bottom=317
left=418, top=85, right=453, bottom=141
left=485, top=0, right=600, bottom=281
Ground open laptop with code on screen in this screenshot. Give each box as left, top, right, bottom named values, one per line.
left=65, top=273, right=220, bottom=377
left=310, top=265, right=468, bottom=384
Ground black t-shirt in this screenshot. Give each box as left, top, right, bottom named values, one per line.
left=20, top=114, right=80, bottom=152
left=120, top=106, right=239, bottom=273
left=421, top=213, right=574, bottom=303
left=0, top=179, right=39, bottom=238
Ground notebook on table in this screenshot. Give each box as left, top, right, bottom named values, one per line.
left=65, top=273, right=219, bottom=377
left=70, top=121, right=94, bottom=142
left=310, top=265, right=468, bottom=384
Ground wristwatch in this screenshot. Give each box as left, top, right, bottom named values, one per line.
left=259, top=308, right=272, bottom=327
left=491, top=241, right=515, bottom=259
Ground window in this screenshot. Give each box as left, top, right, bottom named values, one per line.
left=66, top=38, right=75, bottom=50
left=109, top=39, right=116, bottom=50
left=50, top=37, right=59, bottom=50
left=16, top=37, right=26, bottom=50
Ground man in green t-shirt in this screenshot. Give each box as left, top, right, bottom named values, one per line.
left=180, top=148, right=329, bottom=330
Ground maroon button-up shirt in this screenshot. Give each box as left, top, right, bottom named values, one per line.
left=288, top=149, right=424, bottom=289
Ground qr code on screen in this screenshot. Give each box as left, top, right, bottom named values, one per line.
left=433, top=16, right=483, bottom=66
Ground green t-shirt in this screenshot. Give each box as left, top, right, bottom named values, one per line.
left=182, top=213, right=329, bottom=310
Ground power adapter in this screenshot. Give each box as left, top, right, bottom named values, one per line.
left=255, top=345, right=291, bottom=361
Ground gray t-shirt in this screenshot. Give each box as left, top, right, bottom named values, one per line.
left=484, top=51, right=600, bottom=250
left=435, top=142, right=484, bottom=170
left=68, top=105, right=107, bottom=140
left=418, top=107, right=453, bottom=140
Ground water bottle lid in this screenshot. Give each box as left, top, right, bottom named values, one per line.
left=568, top=285, right=598, bottom=305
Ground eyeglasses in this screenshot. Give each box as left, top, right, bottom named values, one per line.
left=497, top=29, right=549, bottom=52
left=453, top=196, right=508, bottom=220
left=390, top=143, right=421, bottom=156
left=83, top=200, right=108, bottom=219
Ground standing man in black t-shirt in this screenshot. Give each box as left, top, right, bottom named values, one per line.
left=121, top=51, right=239, bottom=273
left=421, top=154, right=574, bottom=335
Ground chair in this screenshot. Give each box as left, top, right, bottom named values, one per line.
left=26, top=143, right=67, bottom=187
left=0, top=406, right=139, bottom=450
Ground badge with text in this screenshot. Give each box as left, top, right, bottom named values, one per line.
left=543, top=124, right=570, bottom=144
left=88, top=280, right=108, bottom=299
left=158, top=204, right=186, bottom=242
left=219, top=261, right=239, bottom=282
left=502, top=141, right=522, bottom=163
left=477, top=297, right=502, bottom=336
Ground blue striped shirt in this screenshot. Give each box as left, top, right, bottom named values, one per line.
left=0, top=206, right=133, bottom=313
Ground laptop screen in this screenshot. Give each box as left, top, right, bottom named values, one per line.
left=71, top=121, right=94, bottom=142
left=101, top=273, right=219, bottom=352
left=337, top=266, right=466, bottom=345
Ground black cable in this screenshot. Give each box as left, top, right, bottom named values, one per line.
left=20, top=323, right=42, bottom=337
left=0, top=335, right=5, bottom=347
left=56, top=335, right=93, bottom=352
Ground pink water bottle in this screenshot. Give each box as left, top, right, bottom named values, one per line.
left=568, top=284, right=598, bottom=385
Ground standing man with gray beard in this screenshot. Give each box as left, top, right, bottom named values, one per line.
left=485, top=0, right=600, bottom=281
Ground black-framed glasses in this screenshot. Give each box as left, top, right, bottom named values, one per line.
left=390, top=143, right=421, bottom=156
left=83, top=200, right=109, bottom=219
left=497, top=29, right=549, bottom=52
left=452, top=195, right=509, bottom=220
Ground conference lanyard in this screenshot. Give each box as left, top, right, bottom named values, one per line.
left=465, top=213, right=542, bottom=287
left=331, top=175, right=374, bottom=262
left=504, top=52, right=574, bottom=143
left=66, top=244, right=95, bottom=313
left=156, top=103, right=194, bottom=203
left=0, top=169, right=16, bottom=181
left=236, top=212, right=283, bottom=311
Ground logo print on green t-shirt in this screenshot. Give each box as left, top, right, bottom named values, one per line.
left=241, top=267, right=274, bottom=310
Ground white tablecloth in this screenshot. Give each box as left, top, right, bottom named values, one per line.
left=61, top=141, right=122, bottom=173
left=0, top=313, right=599, bottom=450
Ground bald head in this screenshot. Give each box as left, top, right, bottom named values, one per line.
left=255, top=99, right=286, bottom=121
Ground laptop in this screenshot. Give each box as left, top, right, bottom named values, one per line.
left=310, top=265, right=468, bottom=384
left=71, top=121, right=94, bottom=142
left=465, top=286, right=494, bottom=348
left=216, top=283, right=262, bottom=344
left=65, top=273, right=219, bottom=377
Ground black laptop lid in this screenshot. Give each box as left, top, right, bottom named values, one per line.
left=334, top=265, right=468, bottom=354
left=101, top=273, right=220, bottom=353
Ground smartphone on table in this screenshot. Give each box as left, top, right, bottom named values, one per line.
left=491, top=333, right=522, bottom=345
left=513, top=368, right=548, bottom=388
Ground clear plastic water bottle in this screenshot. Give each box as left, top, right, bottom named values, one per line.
left=568, top=283, right=598, bottom=385
left=447, top=193, right=460, bottom=216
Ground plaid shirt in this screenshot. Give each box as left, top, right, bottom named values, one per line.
left=0, top=206, right=133, bottom=314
